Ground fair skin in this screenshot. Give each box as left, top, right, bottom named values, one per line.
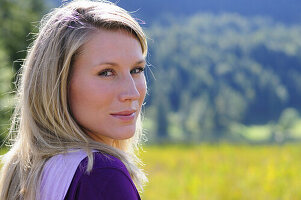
left=69, top=29, right=146, bottom=146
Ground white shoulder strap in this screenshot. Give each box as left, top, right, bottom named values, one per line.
left=39, top=149, right=89, bottom=200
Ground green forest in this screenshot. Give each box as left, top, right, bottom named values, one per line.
left=0, top=0, right=46, bottom=143
left=144, top=14, right=301, bottom=143
left=1, top=0, right=301, bottom=144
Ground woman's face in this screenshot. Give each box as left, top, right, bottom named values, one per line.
left=69, top=29, right=146, bottom=146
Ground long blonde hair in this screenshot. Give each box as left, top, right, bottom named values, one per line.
left=0, top=0, right=148, bottom=199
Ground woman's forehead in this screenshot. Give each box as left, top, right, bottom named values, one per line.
left=73, top=29, right=144, bottom=69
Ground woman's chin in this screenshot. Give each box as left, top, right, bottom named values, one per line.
left=98, top=125, right=137, bottom=142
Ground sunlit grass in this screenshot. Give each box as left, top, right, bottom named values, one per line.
left=141, top=144, right=301, bottom=200
left=1, top=144, right=301, bottom=199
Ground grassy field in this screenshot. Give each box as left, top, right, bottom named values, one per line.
left=140, top=144, right=301, bottom=200
left=1, top=144, right=301, bottom=199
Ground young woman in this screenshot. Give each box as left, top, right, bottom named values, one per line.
left=0, top=0, right=148, bottom=199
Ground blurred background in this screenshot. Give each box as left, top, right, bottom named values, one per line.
left=1, top=0, right=301, bottom=199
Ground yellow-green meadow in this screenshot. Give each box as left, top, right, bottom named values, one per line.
left=141, top=144, right=301, bottom=200
left=1, top=144, right=301, bottom=199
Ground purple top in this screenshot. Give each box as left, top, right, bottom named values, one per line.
left=64, top=152, right=141, bottom=200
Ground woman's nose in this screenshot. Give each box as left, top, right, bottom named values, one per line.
left=119, top=75, right=140, bottom=102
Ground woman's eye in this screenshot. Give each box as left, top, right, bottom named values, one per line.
left=131, top=67, right=145, bottom=74
left=98, top=69, right=114, bottom=77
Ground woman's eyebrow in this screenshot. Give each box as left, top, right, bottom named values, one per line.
left=96, top=59, right=146, bottom=67
left=134, top=59, right=146, bottom=65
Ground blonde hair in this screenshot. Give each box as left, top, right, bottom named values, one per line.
left=0, top=0, right=148, bottom=199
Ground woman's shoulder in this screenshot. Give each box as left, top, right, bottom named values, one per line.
left=92, top=152, right=128, bottom=172
left=64, top=152, right=141, bottom=200
left=79, top=151, right=132, bottom=180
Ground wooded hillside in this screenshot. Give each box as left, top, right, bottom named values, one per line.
left=144, top=14, right=301, bottom=142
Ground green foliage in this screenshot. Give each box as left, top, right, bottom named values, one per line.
left=0, top=0, right=46, bottom=71
left=0, top=45, right=13, bottom=143
left=145, top=13, right=301, bottom=141
left=278, top=108, right=299, bottom=130
left=0, top=0, right=46, bottom=143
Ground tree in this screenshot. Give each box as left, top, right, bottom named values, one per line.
left=0, top=0, right=46, bottom=71
left=0, top=0, right=46, bottom=143
left=145, top=13, right=301, bottom=141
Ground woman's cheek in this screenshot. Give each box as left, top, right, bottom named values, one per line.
left=137, top=76, right=147, bottom=100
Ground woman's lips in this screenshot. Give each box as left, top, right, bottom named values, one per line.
left=110, top=110, right=136, bottom=121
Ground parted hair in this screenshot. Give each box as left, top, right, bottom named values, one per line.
left=0, top=0, right=148, bottom=199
